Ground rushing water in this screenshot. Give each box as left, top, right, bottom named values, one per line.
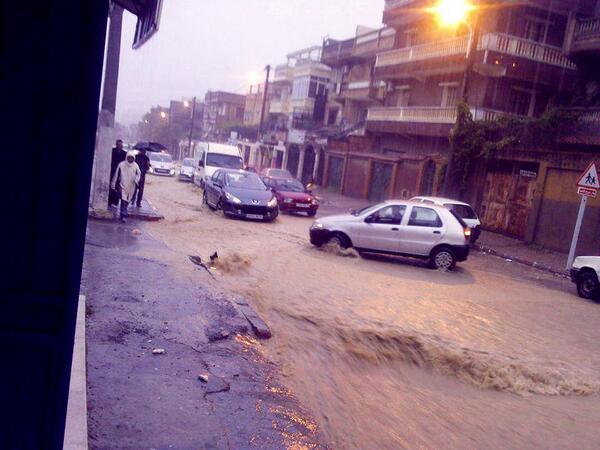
left=146, top=177, right=600, bottom=449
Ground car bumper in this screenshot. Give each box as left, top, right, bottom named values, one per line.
left=222, top=202, right=279, bottom=221
left=178, top=173, right=194, bottom=181
left=280, top=202, right=319, bottom=214
left=151, top=170, right=175, bottom=176
left=470, top=226, right=481, bottom=243
left=451, top=244, right=470, bottom=262
left=310, top=228, right=331, bottom=246
left=570, top=267, right=580, bottom=283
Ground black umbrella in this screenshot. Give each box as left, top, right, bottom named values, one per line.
left=133, top=141, right=167, bottom=152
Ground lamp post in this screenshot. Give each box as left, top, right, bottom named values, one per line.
left=186, top=97, right=197, bottom=160
left=430, top=0, right=479, bottom=195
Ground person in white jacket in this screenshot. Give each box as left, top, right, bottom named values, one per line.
left=111, top=150, right=141, bottom=223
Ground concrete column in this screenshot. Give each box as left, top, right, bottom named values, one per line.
left=297, top=147, right=306, bottom=179
left=312, top=149, right=321, bottom=183
left=282, top=146, right=289, bottom=170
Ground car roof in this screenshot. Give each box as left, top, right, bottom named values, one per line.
left=411, top=196, right=471, bottom=206
left=384, top=199, right=451, bottom=211
left=218, top=168, right=254, bottom=175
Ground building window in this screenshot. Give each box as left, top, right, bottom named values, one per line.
left=524, top=18, right=548, bottom=43
left=510, top=89, right=535, bottom=116
left=440, top=83, right=459, bottom=107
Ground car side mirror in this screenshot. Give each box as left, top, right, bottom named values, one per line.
left=364, top=215, right=374, bottom=224
left=198, top=160, right=204, bottom=167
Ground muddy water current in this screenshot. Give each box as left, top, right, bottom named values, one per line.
left=145, top=177, right=600, bottom=449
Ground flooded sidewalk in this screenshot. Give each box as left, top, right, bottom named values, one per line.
left=81, top=219, right=326, bottom=449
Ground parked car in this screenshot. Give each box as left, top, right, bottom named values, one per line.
left=260, top=168, right=293, bottom=179
left=310, top=200, right=471, bottom=270
left=194, top=142, right=243, bottom=188
left=263, top=177, right=318, bottom=216
left=203, top=169, right=279, bottom=222
left=178, top=157, right=195, bottom=182
left=570, top=256, right=600, bottom=301
left=148, top=152, right=175, bottom=176
left=410, top=196, right=481, bottom=242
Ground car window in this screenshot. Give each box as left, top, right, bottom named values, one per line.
left=445, top=203, right=477, bottom=220
left=225, top=172, right=266, bottom=190
left=408, top=206, right=443, bottom=228
left=211, top=170, right=221, bottom=182
left=371, top=205, right=406, bottom=225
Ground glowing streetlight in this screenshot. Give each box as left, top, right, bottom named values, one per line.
left=431, top=0, right=474, bottom=27
left=183, top=100, right=190, bottom=108
left=160, top=111, right=167, bottom=119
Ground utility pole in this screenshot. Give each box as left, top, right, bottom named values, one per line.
left=258, top=65, right=271, bottom=140
left=442, top=6, right=480, bottom=196
left=187, top=96, right=197, bottom=159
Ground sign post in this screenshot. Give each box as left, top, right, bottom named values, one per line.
left=566, top=162, right=599, bottom=269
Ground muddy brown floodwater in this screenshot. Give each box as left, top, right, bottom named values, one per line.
left=143, top=176, right=600, bottom=449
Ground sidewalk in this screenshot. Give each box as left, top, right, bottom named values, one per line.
left=81, top=219, right=326, bottom=449
left=475, top=230, right=568, bottom=276
left=89, top=198, right=164, bottom=222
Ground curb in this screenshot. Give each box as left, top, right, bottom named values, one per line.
left=473, top=244, right=568, bottom=278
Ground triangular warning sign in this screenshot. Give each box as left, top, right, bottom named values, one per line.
left=577, top=162, right=600, bottom=189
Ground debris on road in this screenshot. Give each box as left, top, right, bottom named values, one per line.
left=188, top=255, right=216, bottom=279
left=207, top=329, right=231, bottom=342
left=132, top=228, right=142, bottom=236
left=205, top=376, right=230, bottom=395
left=197, top=374, right=209, bottom=383
left=152, top=348, right=165, bottom=355
left=236, top=300, right=272, bottom=339
left=210, top=251, right=218, bottom=263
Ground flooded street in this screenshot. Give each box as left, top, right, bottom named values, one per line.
left=144, top=176, right=600, bottom=449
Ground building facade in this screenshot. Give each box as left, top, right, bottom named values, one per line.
left=202, top=90, right=245, bottom=142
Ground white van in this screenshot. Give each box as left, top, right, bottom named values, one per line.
left=193, top=142, right=243, bottom=188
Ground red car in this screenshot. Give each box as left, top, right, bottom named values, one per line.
left=263, top=177, right=319, bottom=216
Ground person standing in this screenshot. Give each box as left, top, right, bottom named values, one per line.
left=133, top=149, right=151, bottom=207
left=111, top=150, right=140, bottom=223
left=109, top=139, right=126, bottom=206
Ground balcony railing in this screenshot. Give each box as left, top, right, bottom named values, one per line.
left=323, top=28, right=396, bottom=63
left=481, top=33, right=576, bottom=69
left=575, top=17, right=600, bottom=38
left=376, top=35, right=469, bottom=67
left=375, top=33, right=576, bottom=70
left=367, top=106, right=519, bottom=124
left=384, top=0, right=416, bottom=10
left=367, top=106, right=458, bottom=123
left=269, top=100, right=289, bottom=114
left=274, top=64, right=293, bottom=82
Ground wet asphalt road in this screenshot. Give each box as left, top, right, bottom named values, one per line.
left=82, top=219, right=326, bottom=449
left=134, top=175, right=600, bottom=450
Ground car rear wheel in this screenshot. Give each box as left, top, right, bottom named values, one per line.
left=430, top=247, right=457, bottom=271
left=307, top=211, right=316, bottom=217
left=203, top=191, right=214, bottom=210
left=577, top=272, right=600, bottom=301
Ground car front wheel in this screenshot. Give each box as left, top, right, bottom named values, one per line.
left=329, top=233, right=350, bottom=249
left=430, top=247, right=457, bottom=271
left=577, top=272, right=600, bottom=301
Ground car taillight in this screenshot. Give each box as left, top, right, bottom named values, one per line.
left=464, top=227, right=471, bottom=240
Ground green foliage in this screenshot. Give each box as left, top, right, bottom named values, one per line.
left=448, top=102, right=580, bottom=189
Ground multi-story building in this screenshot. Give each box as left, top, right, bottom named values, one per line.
left=244, top=83, right=268, bottom=127
left=202, top=90, right=245, bottom=141
left=320, top=0, right=600, bottom=252
left=270, top=46, right=333, bottom=182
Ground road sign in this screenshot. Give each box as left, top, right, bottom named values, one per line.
left=578, top=186, right=597, bottom=198
left=577, top=161, right=600, bottom=189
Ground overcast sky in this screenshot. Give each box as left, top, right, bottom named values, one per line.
left=115, top=0, right=383, bottom=125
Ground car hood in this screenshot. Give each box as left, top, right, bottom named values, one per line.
left=573, top=256, right=600, bottom=270
left=180, top=166, right=194, bottom=173
left=276, top=190, right=312, bottom=201
left=319, top=213, right=358, bottom=225
left=226, top=187, right=273, bottom=204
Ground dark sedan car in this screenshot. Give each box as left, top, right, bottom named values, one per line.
left=203, top=169, right=279, bottom=221
left=263, top=177, right=318, bottom=216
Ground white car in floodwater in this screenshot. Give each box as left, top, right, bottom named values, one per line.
left=310, top=200, right=472, bottom=271
left=410, top=196, right=481, bottom=242
left=148, top=152, right=175, bottom=177
left=570, top=256, right=600, bottom=301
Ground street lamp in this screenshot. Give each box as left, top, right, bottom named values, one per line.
left=429, top=0, right=480, bottom=195
left=184, top=97, right=197, bottom=160
left=160, top=111, right=167, bottom=119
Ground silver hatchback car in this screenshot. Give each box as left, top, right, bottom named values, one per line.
left=310, top=200, right=471, bottom=270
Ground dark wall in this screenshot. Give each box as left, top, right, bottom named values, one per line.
left=1, top=2, right=108, bottom=448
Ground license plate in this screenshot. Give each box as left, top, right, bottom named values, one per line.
left=246, top=214, right=263, bottom=219
left=296, top=204, right=309, bottom=208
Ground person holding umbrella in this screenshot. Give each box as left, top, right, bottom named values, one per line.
left=133, top=149, right=150, bottom=207
left=111, top=150, right=141, bottom=223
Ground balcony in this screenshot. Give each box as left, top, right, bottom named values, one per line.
left=337, top=80, right=385, bottom=102
left=322, top=28, right=396, bottom=66
left=565, top=16, right=600, bottom=56
left=367, top=106, right=458, bottom=124
left=374, top=32, right=575, bottom=79
left=274, top=64, right=293, bottom=82
left=269, top=100, right=289, bottom=115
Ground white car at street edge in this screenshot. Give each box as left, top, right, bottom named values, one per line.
left=178, top=158, right=195, bottom=182
left=410, top=196, right=481, bottom=242
left=309, top=200, right=472, bottom=271
left=570, top=256, right=600, bottom=301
